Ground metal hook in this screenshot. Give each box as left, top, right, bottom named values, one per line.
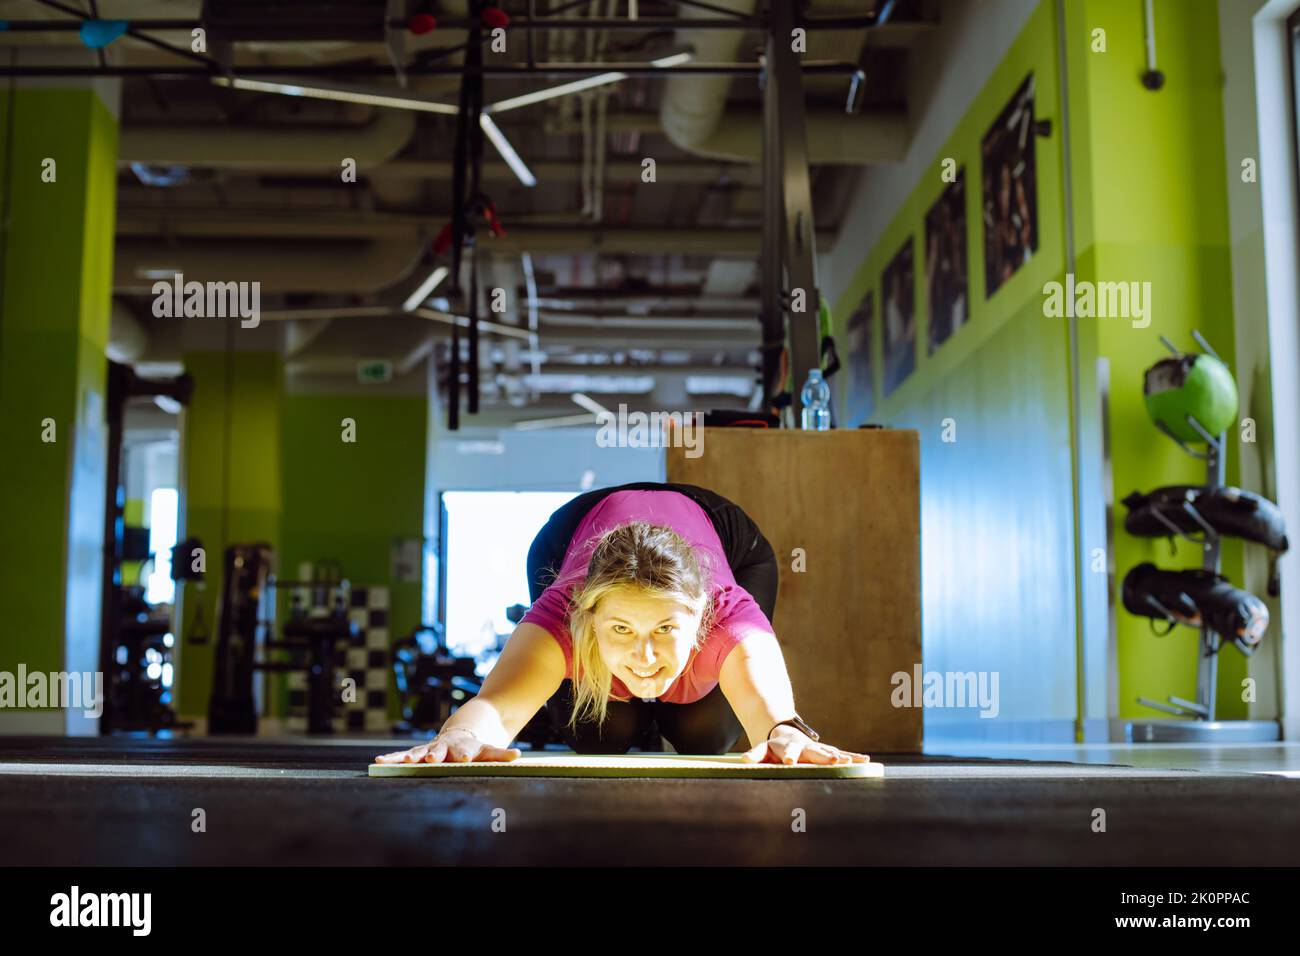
left=1185, top=414, right=1223, bottom=452
left=1191, top=329, right=1221, bottom=360
left=1142, top=593, right=1181, bottom=624
left=1153, top=420, right=1209, bottom=460
left=1148, top=507, right=1204, bottom=545
left=1178, top=501, right=1217, bottom=539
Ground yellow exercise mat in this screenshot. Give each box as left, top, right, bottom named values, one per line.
left=369, top=752, right=883, bottom=779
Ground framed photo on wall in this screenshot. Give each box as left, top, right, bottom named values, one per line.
left=981, top=73, right=1039, bottom=297
left=845, top=291, right=875, bottom=425
left=925, top=168, right=969, bottom=353
left=882, top=238, right=916, bottom=397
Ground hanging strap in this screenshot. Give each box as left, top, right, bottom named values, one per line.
left=447, top=2, right=486, bottom=430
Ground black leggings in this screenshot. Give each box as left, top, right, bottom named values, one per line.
left=527, top=482, right=776, bottom=755
left=546, top=679, right=744, bottom=755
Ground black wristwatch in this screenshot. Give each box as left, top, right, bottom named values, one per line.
left=768, top=714, right=820, bottom=741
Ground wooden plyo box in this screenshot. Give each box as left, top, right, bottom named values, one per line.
left=667, top=428, right=922, bottom=753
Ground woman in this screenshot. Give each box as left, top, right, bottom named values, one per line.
left=376, top=482, right=869, bottom=766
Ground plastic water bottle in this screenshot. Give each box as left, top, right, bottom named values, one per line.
left=801, top=368, right=831, bottom=431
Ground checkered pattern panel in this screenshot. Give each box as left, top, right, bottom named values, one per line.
left=285, top=585, right=390, bottom=733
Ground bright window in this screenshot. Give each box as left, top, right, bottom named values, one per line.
left=145, top=487, right=179, bottom=605
left=441, top=491, right=576, bottom=669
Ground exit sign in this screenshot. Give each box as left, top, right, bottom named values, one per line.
left=357, top=360, right=393, bottom=384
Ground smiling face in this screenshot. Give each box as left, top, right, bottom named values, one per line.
left=593, top=587, right=706, bottom=698
left=564, top=521, right=712, bottom=729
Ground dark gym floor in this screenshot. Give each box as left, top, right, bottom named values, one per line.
left=1, top=735, right=1297, bottom=866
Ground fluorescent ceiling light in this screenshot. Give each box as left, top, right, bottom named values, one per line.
left=486, top=52, right=693, bottom=115
left=212, top=76, right=460, bottom=114
left=412, top=307, right=533, bottom=341
left=686, top=375, right=755, bottom=398
left=403, top=266, right=450, bottom=312
left=486, top=73, right=627, bottom=114
left=479, top=115, right=536, bottom=187
left=153, top=395, right=183, bottom=415
left=478, top=55, right=689, bottom=185
left=514, top=413, right=599, bottom=431
left=455, top=441, right=506, bottom=455
left=571, top=392, right=613, bottom=417
left=529, top=374, right=654, bottom=393
left=214, top=52, right=690, bottom=192
left=648, top=52, right=695, bottom=68
left=212, top=77, right=535, bottom=187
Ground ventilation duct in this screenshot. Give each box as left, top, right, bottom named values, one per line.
left=659, top=0, right=908, bottom=164
left=108, top=302, right=149, bottom=363
left=118, top=109, right=415, bottom=170
left=114, top=239, right=424, bottom=294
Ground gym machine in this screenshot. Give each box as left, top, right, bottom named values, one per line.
left=392, top=607, right=576, bottom=749
left=391, top=623, right=483, bottom=734
left=207, top=545, right=360, bottom=735
left=208, top=544, right=273, bottom=734
left=105, top=585, right=179, bottom=733
left=263, top=582, right=359, bottom=735
left=99, top=361, right=196, bottom=734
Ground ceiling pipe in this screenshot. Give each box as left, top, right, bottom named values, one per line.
left=114, top=239, right=424, bottom=294
left=659, top=1, right=909, bottom=164
left=285, top=318, right=335, bottom=357
left=658, top=0, right=758, bottom=157
left=115, top=219, right=830, bottom=254
left=538, top=315, right=757, bottom=331
left=272, top=321, right=759, bottom=355
left=533, top=293, right=758, bottom=308
left=115, top=157, right=758, bottom=184
left=361, top=158, right=761, bottom=184
left=285, top=354, right=754, bottom=385
left=118, top=108, right=415, bottom=169
left=677, top=108, right=908, bottom=164
left=108, top=301, right=150, bottom=362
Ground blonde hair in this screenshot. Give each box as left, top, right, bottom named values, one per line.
left=565, top=521, right=713, bottom=730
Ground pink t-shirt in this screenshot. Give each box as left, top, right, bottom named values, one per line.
left=521, top=490, right=774, bottom=704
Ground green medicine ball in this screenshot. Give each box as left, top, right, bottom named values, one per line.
left=1143, top=353, right=1239, bottom=443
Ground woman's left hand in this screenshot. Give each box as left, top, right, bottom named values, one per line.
left=742, top=725, right=871, bottom=765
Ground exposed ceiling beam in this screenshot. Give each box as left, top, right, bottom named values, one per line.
left=538, top=315, right=757, bottom=332
left=115, top=219, right=831, bottom=254
left=120, top=158, right=762, bottom=187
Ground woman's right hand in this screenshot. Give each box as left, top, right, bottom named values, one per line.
left=374, top=727, right=521, bottom=765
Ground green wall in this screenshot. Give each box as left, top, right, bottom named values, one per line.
left=278, top=393, right=427, bottom=717
left=833, top=1, right=1077, bottom=732
left=0, top=89, right=117, bottom=721
left=832, top=0, right=1248, bottom=731
left=1066, top=0, right=1244, bottom=718
left=177, top=350, right=284, bottom=719
left=176, top=371, right=427, bottom=724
